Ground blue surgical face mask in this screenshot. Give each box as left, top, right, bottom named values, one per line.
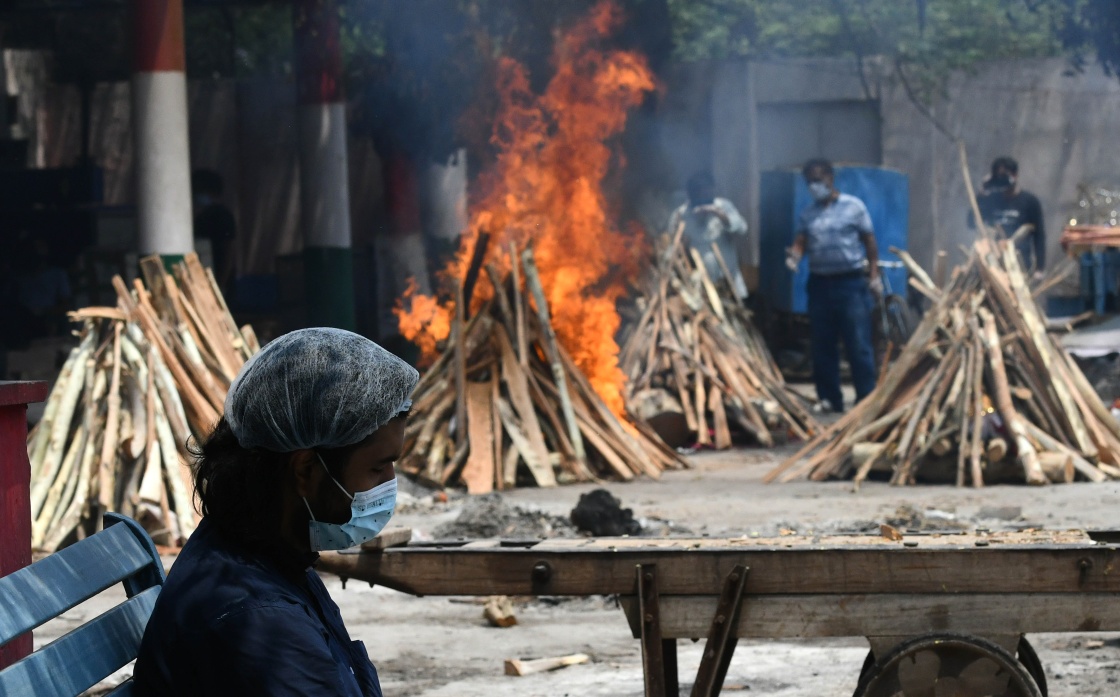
left=303, top=454, right=397, bottom=552
left=808, top=181, right=832, bottom=201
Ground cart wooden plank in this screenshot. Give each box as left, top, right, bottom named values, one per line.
left=318, top=532, right=1120, bottom=597
left=619, top=593, right=1120, bottom=639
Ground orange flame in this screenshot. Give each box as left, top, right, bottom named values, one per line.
left=395, top=1, right=655, bottom=415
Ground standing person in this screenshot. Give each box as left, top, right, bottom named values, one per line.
left=668, top=171, right=750, bottom=299
left=786, top=158, right=880, bottom=413
left=191, top=169, right=237, bottom=292
left=133, top=328, right=419, bottom=697
left=973, top=156, right=1045, bottom=274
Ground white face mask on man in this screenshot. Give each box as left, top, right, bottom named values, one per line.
left=808, top=182, right=832, bottom=202
left=303, top=453, right=397, bottom=552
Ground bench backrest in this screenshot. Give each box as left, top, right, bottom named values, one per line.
left=0, top=513, right=165, bottom=697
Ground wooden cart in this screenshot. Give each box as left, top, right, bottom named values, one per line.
left=318, top=529, right=1120, bottom=696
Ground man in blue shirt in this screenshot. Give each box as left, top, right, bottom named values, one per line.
left=786, top=158, right=881, bottom=413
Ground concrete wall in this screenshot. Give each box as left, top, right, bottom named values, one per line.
left=883, top=58, right=1120, bottom=280
left=710, top=55, right=1120, bottom=295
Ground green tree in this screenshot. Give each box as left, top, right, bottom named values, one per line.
left=667, top=0, right=1068, bottom=103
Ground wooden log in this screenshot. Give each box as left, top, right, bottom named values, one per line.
left=978, top=308, right=1046, bottom=485
left=424, top=424, right=450, bottom=484
left=461, top=231, right=491, bottom=319
left=30, top=330, right=95, bottom=520
left=483, top=595, right=518, bottom=628
left=491, top=372, right=503, bottom=491
left=504, top=654, right=589, bottom=677
left=986, top=438, right=1009, bottom=464
left=956, top=344, right=975, bottom=488
left=991, top=242, right=1095, bottom=458
left=154, top=394, right=196, bottom=539
left=453, top=282, right=468, bottom=449
left=851, top=443, right=888, bottom=474
left=461, top=381, right=496, bottom=494
left=42, top=354, right=104, bottom=552
left=32, top=421, right=86, bottom=549
left=522, top=247, right=586, bottom=466
left=496, top=331, right=555, bottom=487
left=1022, top=421, right=1106, bottom=483
left=688, top=247, right=726, bottom=321
left=1039, top=452, right=1074, bottom=484
left=97, top=323, right=125, bottom=511
left=509, top=242, right=528, bottom=367
left=969, top=330, right=986, bottom=488
left=708, top=385, right=732, bottom=449
left=889, top=246, right=938, bottom=295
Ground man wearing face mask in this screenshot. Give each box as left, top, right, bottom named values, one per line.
left=668, top=171, right=751, bottom=298
left=973, top=156, right=1046, bottom=274
left=785, top=158, right=880, bottom=413
left=133, top=328, right=418, bottom=696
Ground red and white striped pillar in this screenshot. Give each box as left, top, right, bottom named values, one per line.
left=294, top=0, right=356, bottom=330
left=130, top=0, right=194, bottom=266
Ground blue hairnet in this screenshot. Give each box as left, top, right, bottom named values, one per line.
left=224, top=328, right=419, bottom=452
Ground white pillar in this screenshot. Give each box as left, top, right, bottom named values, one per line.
left=130, top=0, right=193, bottom=260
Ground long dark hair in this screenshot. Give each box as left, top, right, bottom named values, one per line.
left=191, top=417, right=362, bottom=550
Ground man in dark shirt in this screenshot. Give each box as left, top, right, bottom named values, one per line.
left=974, top=156, right=1046, bottom=273
left=192, top=169, right=237, bottom=291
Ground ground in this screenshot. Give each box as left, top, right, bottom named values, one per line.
left=45, top=438, right=1120, bottom=696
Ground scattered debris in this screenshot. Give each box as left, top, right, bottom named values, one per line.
left=433, top=493, right=577, bottom=540
left=504, top=653, right=590, bottom=677
left=570, top=488, right=642, bottom=537
left=483, top=596, right=518, bottom=628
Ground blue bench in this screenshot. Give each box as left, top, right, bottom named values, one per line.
left=0, top=513, right=165, bottom=697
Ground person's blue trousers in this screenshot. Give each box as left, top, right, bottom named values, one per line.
left=807, top=272, right=879, bottom=410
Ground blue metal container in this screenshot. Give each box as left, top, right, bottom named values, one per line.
left=759, top=166, right=910, bottom=314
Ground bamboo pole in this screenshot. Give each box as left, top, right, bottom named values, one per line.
left=522, top=246, right=586, bottom=467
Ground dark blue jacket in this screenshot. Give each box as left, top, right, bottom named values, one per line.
left=133, top=517, right=381, bottom=696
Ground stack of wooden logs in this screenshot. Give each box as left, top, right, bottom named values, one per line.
left=27, top=254, right=259, bottom=551
left=766, top=237, right=1120, bottom=487
left=619, top=227, right=818, bottom=448
left=398, top=246, right=687, bottom=492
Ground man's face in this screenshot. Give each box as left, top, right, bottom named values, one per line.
left=310, top=418, right=404, bottom=525
left=988, top=166, right=1017, bottom=195
left=805, top=166, right=833, bottom=189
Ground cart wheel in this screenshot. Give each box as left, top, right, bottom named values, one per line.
left=853, top=633, right=1043, bottom=697
left=854, top=650, right=876, bottom=695
left=1016, top=637, right=1047, bottom=697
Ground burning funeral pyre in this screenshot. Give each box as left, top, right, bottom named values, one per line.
left=394, top=2, right=687, bottom=490
left=767, top=236, right=1120, bottom=487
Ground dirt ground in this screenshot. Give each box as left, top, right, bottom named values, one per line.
left=45, top=437, right=1120, bottom=696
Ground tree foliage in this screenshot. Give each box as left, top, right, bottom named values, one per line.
left=668, top=0, right=1071, bottom=101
